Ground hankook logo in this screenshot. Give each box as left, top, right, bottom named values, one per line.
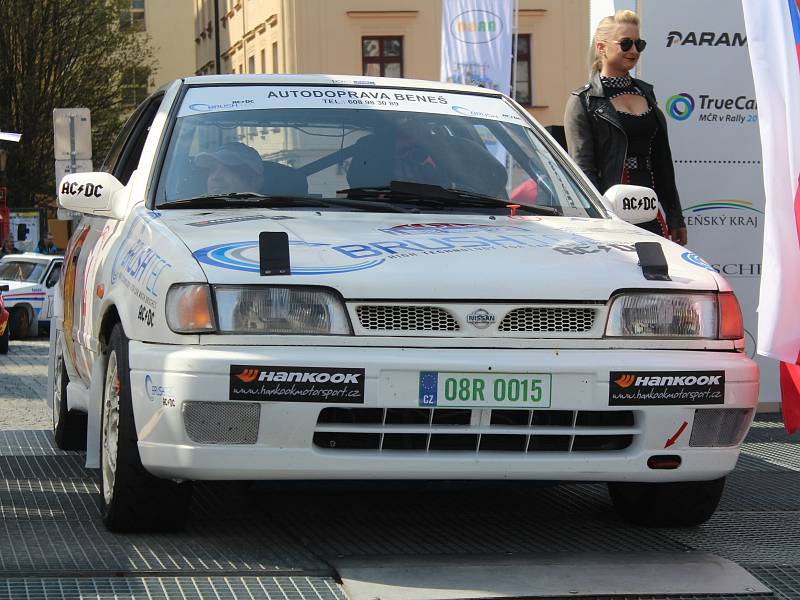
left=666, top=31, right=747, bottom=47
left=236, top=368, right=259, bottom=383
left=235, top=368, right=362, bottom=384
left=621, top=374, right=722, bottom=387
left=614, top=374, right=636, bottom=388
left=229, top=365, right=366, bottom=403
left=466, top=308, right=496, bottom=329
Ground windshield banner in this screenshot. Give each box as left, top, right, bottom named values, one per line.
left=440, top=0, right=514, bottom=95
left=177, top=85, right=526, bottom=126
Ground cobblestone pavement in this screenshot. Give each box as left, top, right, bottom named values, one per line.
left=0, top=339, right=51, bottom=430
left=1, top=340, right=799, bottom=600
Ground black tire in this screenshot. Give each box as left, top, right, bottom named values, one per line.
left=9, top=307, right=30, bottom=340
left=100, top=323, right=192, bottom=532
left=52, top=339, right=87, bottom=451
left=608, top=477, right=726, bottom=527
left=0, top=324, right=8, bottom=354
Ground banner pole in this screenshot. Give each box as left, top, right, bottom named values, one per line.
left=511, top=0, right=519, bottom=100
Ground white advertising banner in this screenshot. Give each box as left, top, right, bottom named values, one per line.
left=640, top=0, right=778, bottom=403
left=441, top=0, right=514, bottom=94
left=176, top=86, right=526, bottom=125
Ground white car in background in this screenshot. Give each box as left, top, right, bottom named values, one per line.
left=50, top=74, right=758, bottom=533
left=0, top=253, right=63, bottom=338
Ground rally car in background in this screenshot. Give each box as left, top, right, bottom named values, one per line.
left=50, top=74, right=758, bottom=533
left=0, top=253, right=63, bottom=338
left=0, top=285, right=9, bottom=353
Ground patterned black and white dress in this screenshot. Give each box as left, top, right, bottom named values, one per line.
left=601, top=74, right=669, bottom=237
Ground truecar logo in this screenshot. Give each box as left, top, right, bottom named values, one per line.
left=666, top=93, right=695, bottom=121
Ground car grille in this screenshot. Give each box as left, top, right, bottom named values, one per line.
left=498, top=307, right=596, bottom=332
left=356, top=305, right=460, bottom=331
left=183, top=401, right=260, bottom=444
left=351, top=303, right=604, bottom=337
left=313, top=407, right=636, bottom=453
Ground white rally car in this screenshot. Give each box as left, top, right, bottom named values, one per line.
left=0, top=253, right=63, bottom=338
left=50, top=74, right=758, bottom=533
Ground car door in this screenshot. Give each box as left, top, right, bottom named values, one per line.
left=62, top=94, right=164, bottom=384
left=40, top=259, right=63, bottom=321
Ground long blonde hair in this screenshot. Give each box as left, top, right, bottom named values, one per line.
left=590, top=10, right=640, bottom=74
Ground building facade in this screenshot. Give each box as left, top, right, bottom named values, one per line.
left=120, top=0, right=196, bottom=105
left=194, top=0, right=590, bottom=126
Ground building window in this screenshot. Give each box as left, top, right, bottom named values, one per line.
left=248, top=55, right=255, bottom=74
left=362, top=36, right=403, bottom=78
left=260, top=49, right=266, bottom=73
left=121, top=66, right=150, bottom=107
left=512, top=34, right=532, bottom=105
left=120, top=0, right=146, bottom=32
left=272, top=42, right=279, bottom=73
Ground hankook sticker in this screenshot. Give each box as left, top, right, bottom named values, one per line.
left=229, top=365, right=365, bottom=403
left=609, top=370, right=725, bottom=406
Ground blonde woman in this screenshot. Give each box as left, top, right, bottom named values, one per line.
left=564, top=10, right=687, bottom=245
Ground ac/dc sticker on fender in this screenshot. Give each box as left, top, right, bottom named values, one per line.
left=137, top=304, right=155, bottom=327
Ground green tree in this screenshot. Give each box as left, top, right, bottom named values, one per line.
left=0, top=0, right=156, bottom=207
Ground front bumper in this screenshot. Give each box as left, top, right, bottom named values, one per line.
left=128, top=342, right=758, bottom=482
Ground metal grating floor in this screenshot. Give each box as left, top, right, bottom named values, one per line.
left=0, top=576, right=347, bottom=600
left=1, top=337, right=799, bottom=600
left=749, top=566, right=800, bottom=600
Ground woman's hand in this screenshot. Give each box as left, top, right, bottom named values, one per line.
left=670, top=227, right=688, bottom=246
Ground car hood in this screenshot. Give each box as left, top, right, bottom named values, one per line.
left=0, top=280, right=39, bottom=294
left=157, top=210, right=723, bottom=300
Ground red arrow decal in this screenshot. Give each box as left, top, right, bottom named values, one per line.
left=665, top=421, right=689, bottom=448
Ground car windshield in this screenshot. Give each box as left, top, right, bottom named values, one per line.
left=0, top=260, right=46, bottom=283
left=155, top=84, right=602, bottom=218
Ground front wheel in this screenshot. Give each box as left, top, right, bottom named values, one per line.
left=9, top=307, right=30, bottom=340
left=100, top=323, right=192, bottom=532
left=608, top=477, right=726, bottom=527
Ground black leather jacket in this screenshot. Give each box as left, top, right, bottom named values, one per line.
left=564, top=72, right=685, bottom=229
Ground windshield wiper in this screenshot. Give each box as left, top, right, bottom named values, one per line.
left=159, top=192, right=330, bottom=209
left=336, top=180, right=562, bottom=215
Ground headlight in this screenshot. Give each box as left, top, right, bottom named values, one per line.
left=213, top=286, right=352, bottom=335
left=605, top=292, right=718, bottom=338
left=166, top=284, right=216, bottom=333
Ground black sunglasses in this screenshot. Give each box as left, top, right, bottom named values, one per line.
left=614, top=38, right=647, bottom=52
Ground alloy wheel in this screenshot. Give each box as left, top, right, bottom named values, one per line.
left=101, top=351, right=121, bottom=505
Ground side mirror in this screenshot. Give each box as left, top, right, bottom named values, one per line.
left=603, top=184, right=659, bottom=224
left=16, top=223, right=27, bottom=242
left=57, top=172, right=126, bottom=220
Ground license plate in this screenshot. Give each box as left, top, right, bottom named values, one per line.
left=419, top=372, right=552, bottom=408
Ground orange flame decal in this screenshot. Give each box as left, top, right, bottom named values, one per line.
left=614, top=374, right=636, bottom=388
left=236, top=368, right=260, bottom=383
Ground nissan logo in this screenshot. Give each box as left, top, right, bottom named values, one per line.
left=466, top=308, right=496, bottom=329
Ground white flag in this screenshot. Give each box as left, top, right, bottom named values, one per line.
left=742, top=0, right=800, bottom=432
left=441, top=0, right=514, bottom=95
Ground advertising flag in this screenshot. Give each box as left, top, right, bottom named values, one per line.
left=441, top=0, right=514, bottom=95
left=742, top=0, right=800, bottom=432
